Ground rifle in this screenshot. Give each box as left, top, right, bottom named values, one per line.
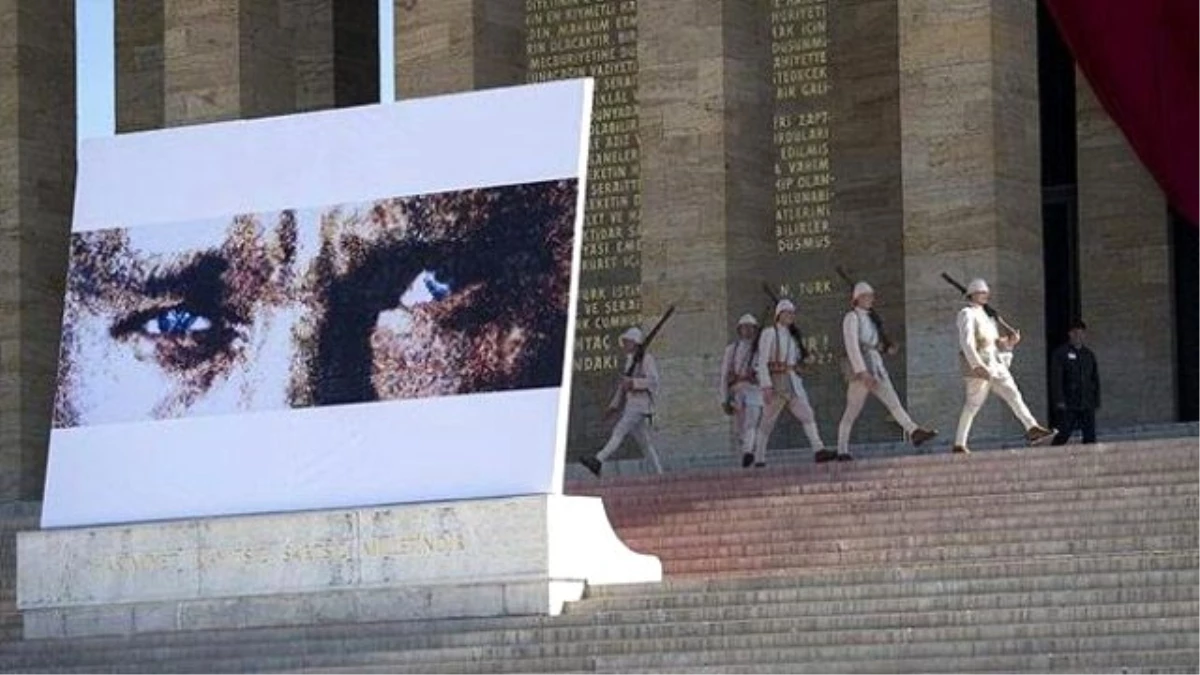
left=940, top=272, right=1019, bottom=337
left=834, top=266, right=895, bottom=353
left=626, top=305, right=675, bottom=377
left=606, top=305, right=676, bottom=419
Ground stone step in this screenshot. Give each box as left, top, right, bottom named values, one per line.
left=592, top=469, right=1196, bottom=511
left=5, top=554, right=1191, bottom=659
left=591, top=464, right=1200, bottom=509
left=569, top=568, right=1198, bottom=612
left=645, top=651, right=1199, bottom=675
left=618, top=503, right=1196, bottom=549
left=300, top=653, right=1200, bottom=675
left=570, top=441, right=1199, bottom=495
left=11, top=569, right=1200, bottom=662
left=576, top=586, right=1198, bottom=624
left=662, top=533, right=1197, bottom=575
left=8, top=612, right=1196, bottom=673
left=663, top=553, right=1199, bottom=582
left=597, top=468, right=1200, bottom=509
left=608, top=483, right=1197, bottom=527
left=625, top=518, right=1197, bottom=561
left=11, top=590, right=1200, bottom=662
left=613, top=491, right=1198, bottom=541
left=577, top=425, right=1200, bottom=479
left=582, top=632, right=1200, bottom=674
left=583, top=441, right=1200, bottom=487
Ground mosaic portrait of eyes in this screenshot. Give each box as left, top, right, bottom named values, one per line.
left=53, top=179, right=577, bottom=429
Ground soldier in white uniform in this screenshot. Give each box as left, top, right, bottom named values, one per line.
left=719, top=313, right=765, bottom=468
left=753, top=299, right=833, bottom=465
left=954, top=278, right=1056, bottom=453
left=580, top=326, right=664, bottom=476
left=836, top=281, right=938, bottom=460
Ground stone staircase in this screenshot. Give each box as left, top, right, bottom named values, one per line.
left=0, top=437, right=1194, bottom=672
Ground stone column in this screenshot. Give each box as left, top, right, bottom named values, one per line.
left=160, top=0, right=293, bottom=125
left=116, top=0, right=166, bottom=132
left=899, top=0, right=1047, bottom=441
left=118, top=0, right=290, bottom=128
left=1075, top=77, right=1173, bottom=426
left=119, top=0, right=378, bottom=130
left=0, top=0, right=76, bottom=499
left=393, top=0, right=524, bottom=99
left=331, top=0, right=380, bottom=106
left=766, top=0, right=910, bottom=450
left=638, top=0, right=774, bottom=457
left=290, top=0, right=380, bottom=112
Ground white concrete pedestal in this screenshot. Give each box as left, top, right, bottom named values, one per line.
left=16, top=494, right=661, bottom=638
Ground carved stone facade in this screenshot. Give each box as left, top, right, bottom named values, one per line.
left=395, top=0, right=1105, bottom=461
left=0, top=0, right=76, bottom=499
left=0, top=1, right=1188, bottom=499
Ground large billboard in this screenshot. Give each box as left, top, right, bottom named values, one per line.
left=41, top=79, right=593, bottom=529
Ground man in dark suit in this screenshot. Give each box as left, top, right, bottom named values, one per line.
left=1050, top=319, right=1101, bottom=445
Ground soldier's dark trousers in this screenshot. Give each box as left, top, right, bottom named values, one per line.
left=1052, top=408, right=1096, bottom=445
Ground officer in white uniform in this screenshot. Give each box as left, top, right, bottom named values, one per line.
left=719, top=313, right=765, bottom=468
left=754, top=299, right=832, bottom=465
left=836, top=281, right=938, bottom=459
left=580, top=326, right=664, bottom=476
left=954, top=278, right=1056, bottom=453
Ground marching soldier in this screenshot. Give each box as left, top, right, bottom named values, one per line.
left=953, top=278, right=1056, bottom=453
left=580, top=326, right=664, bottom=477
left=837, top=281, right=938, bottom=460
left=753, top=299, right=833, bottom=465
left=719, top=314, right=765, bottom=468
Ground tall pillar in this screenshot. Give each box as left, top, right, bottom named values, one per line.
left=393, top=0, right=524, bottom=99
left=290, top=0, right=379, bottom=112
left=118, top=0, right=378, bottom=131
left=115, top=0, right=165, bottom=132
left=1075, top=77, right=1174, bottom=426
left=0, top=0, right=75, bottom=499
left=765, top=0, right=910, bottom=450
left=900, top=0, right=1047, bottom=440
left=161, top=0, right=292, bottom=124
left=637, top=0, right=775, bottom=457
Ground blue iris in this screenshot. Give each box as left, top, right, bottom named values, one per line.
left=423, top=273, right=453, bottom=301
left=144, top=308, right=213, bottom=336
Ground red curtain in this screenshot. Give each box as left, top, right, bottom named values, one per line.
left=1045, top=0, right=1198, bottom=226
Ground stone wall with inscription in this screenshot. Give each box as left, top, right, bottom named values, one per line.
left=526, top=0, right=644, bottom=456
left=19, top=494, right=661, bottom=638
left=393, top=0, right=1065, bottom=464
left=767, top=0, right=909, bottom=448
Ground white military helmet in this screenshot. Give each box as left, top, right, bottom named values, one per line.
left=736, top=313, right=758, bottom=327
left=967, top=278, right=990, bottom=296
left=620, top=326, right=644, bottom=345
left=774, top=299, right=795, bottom=317
left=852, top=281, right=874, bottom=303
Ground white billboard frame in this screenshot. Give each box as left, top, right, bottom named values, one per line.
left=41, top=79, right=594, bottom=529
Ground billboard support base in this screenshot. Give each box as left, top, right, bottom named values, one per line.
left=16, top=494, right=661, bottom=639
